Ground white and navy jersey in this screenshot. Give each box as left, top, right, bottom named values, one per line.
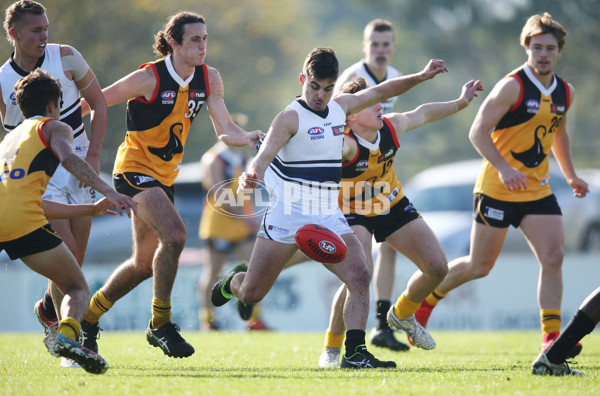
left=264, top=98, right=346, bottom=214
left=337, top=61, right=401, bottom=114
left=0, top=44, right=87, bottom=147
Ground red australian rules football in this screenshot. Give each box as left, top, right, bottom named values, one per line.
left=294, top=224, right=347, bottom=264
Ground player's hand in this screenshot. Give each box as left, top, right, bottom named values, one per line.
left=421, top=59, right=448, bottom=80
left=90, top=197, right=117, bottom=217
left=246, top=130, right=265, bottom=150
left=460, top=80, right=484, bottom=104
left=568, top=176, right=589, bottom=198
left=105, top=191, right=138, bottom=217
left=238, top=171, right=260, bottom=193
left=498, top=166, right=528, bottom=191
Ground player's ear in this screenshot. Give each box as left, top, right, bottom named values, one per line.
left=299, top=73, right=305, bottom=84
left=9, top=28, right=19, bottom=41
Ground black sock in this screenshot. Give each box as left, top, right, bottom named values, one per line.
left=344, top=329, right=366, bottom=355
left=41, top=292, right=57, bottom=320
left=546, top=310, right=596, bottom=364
left=375, top=300, right=391, bottom=330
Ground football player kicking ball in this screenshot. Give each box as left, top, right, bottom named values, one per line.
left=0, top=69, right=136, bottom=374
left=317, top=76, right=482, bottom=367
left=212, top=47, right=448, bottom=369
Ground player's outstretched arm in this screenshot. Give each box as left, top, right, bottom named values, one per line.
left=389, top=80, right=483, bottom=138
left=80, top=67, right=157, bottom=116
left=44, top=120, right=138, bottom=217
left=206, top=67, right=264, bottom=148
left=338, top=59, right=448, bottom=116
left=43, top=197, right=117, bottom=219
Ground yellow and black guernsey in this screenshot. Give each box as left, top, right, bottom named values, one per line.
left=339, top=118, right=403, bottom=216
left=113, top=55, right=209, bottom=186
left=0, top=117, right=59, bottom=241
left=474, top=64, right=570, bottom=202
left=199, top=145, right=254, bottom=242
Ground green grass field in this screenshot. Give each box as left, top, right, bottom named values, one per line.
left=1, top=331, right=599, bottom=395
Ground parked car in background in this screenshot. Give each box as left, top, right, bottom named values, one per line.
left=403, top=159, right=600, bottom=256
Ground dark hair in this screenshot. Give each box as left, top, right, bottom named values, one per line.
left=154, top=11, right=205, bottom=56
left=302, top=47, right=339, bottom=80
left=4, top=0, right=45, bottom=44
left=364, top=18, right=394, bottom=39
left=520, top=13, right=566, bottom=51
left=15, top=68, right=61, bottom=118
left=340, top=76, right=369, bottom=94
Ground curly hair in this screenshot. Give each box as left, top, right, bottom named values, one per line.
left=15, top=68, right=61, bottom=118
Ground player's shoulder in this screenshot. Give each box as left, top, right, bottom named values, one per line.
left=59, top=44, right=75, bottom=57
left=205, top=64, right=219, bottom=78
left=42, top=118, right=72, bottom=134
left=494, top=73, right=522, bottom=96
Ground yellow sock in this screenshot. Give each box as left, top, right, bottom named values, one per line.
left=151, top=298, right=172, bottom=329
left=323, top=329, right=344, bottom=349
left=394, top=291, right=420, bottom=320
left=541, top=309, right=561, bottom=334
left=83, top=290, right=113, bottom=324
left=59, top=317, right=80, bottom=340
left=202, top=309, right=216, bottom=327
left=249, top=304, right=261, bottom=321
left=425, top=288, right=448, bottom=307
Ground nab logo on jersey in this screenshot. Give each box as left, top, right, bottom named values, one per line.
left=161, top=90, right=176, bottom=104
left=551, top=104, right=566, bottom=115
left=331, top=125, right=345, bottom=136
left=308, top=127, right=325, bottom=140
left=189, top=90, right=206, bottom=99
left=526, top=99, right=540, bottom=114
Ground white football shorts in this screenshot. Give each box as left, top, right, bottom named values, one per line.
left=42, top=144, right=97, bottom=205
left=257, top=199, right=353, bottom=244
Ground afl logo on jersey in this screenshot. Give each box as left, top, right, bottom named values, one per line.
left=9, top=92, right=17, bottom=105
left=526, top=99, right=540, bottom=114
left=308, top=127, right=325, bottom=140
left=161, top=90, right=176, bottom=104
left=356, top=160, right=368, bottom=171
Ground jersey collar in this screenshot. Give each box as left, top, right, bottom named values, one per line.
left=165, top=54, right=195, bottom=87
left=523, top=63, right=557, bottom=96
left=9, top=51, right=46, bottom=77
